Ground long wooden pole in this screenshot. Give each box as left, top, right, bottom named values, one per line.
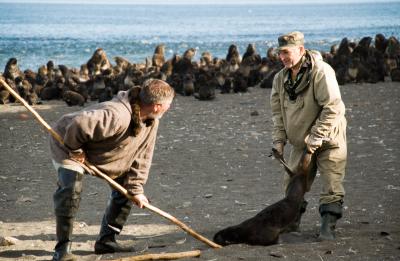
left=88, top=164, right=221, bottom=249
left=0, top=79, right=222, bottom=249
left=104, top=250, right=201, bottom=261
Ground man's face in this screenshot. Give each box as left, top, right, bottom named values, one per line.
left=147, top=101, right=171, bottom=120
left=278, top=46, right=304, bottom=69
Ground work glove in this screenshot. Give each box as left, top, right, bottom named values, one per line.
left=272, top=141, right=285, bottom=157
left=305, top=134, right=323, bottom=154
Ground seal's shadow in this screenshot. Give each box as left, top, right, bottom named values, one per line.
left=279, top=231, right=317, bottom=244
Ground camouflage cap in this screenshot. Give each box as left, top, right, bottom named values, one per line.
left=277, top=31, right=304, bottom=50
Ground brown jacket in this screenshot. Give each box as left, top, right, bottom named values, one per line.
left=49, top=90, right=159, bottom=195
left=270, top=50, right=346, bottom=149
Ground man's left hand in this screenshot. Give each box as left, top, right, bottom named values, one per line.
left=69, top=150, right=86, bottom=163
left=131, top=194, right=149, bottom=208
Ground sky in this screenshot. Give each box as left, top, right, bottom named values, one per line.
left=0, top=0, right=398, bottom=4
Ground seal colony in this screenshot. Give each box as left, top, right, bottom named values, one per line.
left=0, top=34, right=399, bottom=107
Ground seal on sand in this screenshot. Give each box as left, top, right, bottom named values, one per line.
left=213, top=150, right=314, bottom=246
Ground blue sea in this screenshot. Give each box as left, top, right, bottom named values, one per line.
left=0, top=2, right=399, bottom=71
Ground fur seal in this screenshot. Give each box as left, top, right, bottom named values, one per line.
left=88, top=75, right=106, bottom=100
left=40, top=85, right=62, bottom=100
left=0, top=74, right=10, bottom=104
left=98, top=86, right=114, bottom=103
left=15, top=76, right=40, bottom=105
left=36, top=65, right=49, bottom=86
left=200, top=51, right=213, bottom=68
left=240, top=44, right=262, bottom=86
left=232, top=71, right=247, bottom=93
left=87, top=48, right=112, bottom=77
left=194, top=72, right=215, bottom=100
left=352, top=36, right=372, bottom=62
left=259, top=69, right=279, bottom=89
left=152, top=44, right=165, bottom=69
left=173, top=48, right=196, bottom=75
left=46, top=60, right=56, bottom=84
left=182, top=73, right=195, bottom=96
left=114, top=56, right=131, bottom=73
left=161, top=54, right=180, bottom=81
left=63, top=90, right=85, bottom=106
left=3, top=58, right=23, bottom=81
left=226, top=44, right=241, bottom=64
left=15, top=76, right=31, bottom=99
left=220, top=76, right=233, bottom=94
left=374, top=33, right=388, bottom=54
left=213, top=150, right=313, bottom=246
left=23, top=69, right=37, bottom=86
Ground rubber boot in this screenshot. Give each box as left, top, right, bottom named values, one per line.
left=318, top=201, right=343, bottom=241
left=94, top=188, right=148, bottom=254
left=282, top=200, right=308, bottom=233
left=52, top=216, right=76, bottom=261
left=52, top=168, right=83, bottom=261
left=319, top=213, right=338, bottom=240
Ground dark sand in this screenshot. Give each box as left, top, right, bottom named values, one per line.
left=0, top=81, right=399, bottom=260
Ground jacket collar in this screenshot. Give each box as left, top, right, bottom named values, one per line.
left=283, top=51, right=314, bottom=98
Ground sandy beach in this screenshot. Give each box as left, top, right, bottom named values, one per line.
left=0, top=81, right=399, bottom=260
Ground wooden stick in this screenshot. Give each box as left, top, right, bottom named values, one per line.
left=104, top=250, right=201, bottom=261
left=0, top=79, right=222, bottom=249
left=87, top=164, right=221, bottom=249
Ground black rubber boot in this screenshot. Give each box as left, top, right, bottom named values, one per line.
left=94, top=188, right=148, bottom=254
left=282, top=200, right=308, bottom=233
left=94, top=234, right=148, bottom=255
left=52, top=216, right=76, bottom=261
left=52, top=168, right=83, bottom=261
left=318, top=201, right=343, bottom=241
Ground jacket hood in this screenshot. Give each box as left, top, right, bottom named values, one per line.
left=116, top=90, right=132, bottom=115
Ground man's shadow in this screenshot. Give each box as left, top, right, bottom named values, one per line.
left=0, top=233, right=96, bottom=260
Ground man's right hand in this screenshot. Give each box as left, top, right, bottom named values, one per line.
left=131, top=194, right=149, bottom=209
left=273, top=141, right=285, bottom=157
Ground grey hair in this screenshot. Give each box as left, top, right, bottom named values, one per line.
left=139, top=78, right=175, bottom=105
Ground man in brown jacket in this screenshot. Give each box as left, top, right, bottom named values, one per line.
left=49, top=79, right=175, bottom=261
left=270, top=31, right=347, bottom=241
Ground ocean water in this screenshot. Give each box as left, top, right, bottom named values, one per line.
left=0, top=2, right=399, bottom=70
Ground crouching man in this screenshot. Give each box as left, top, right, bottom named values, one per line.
left=49, top=79, right=175, bottom=260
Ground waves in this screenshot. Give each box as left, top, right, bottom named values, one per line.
left=0, top=2, right=399, bottom=70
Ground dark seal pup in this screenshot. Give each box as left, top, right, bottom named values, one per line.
left=213, top=150, right=313, bottom=246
